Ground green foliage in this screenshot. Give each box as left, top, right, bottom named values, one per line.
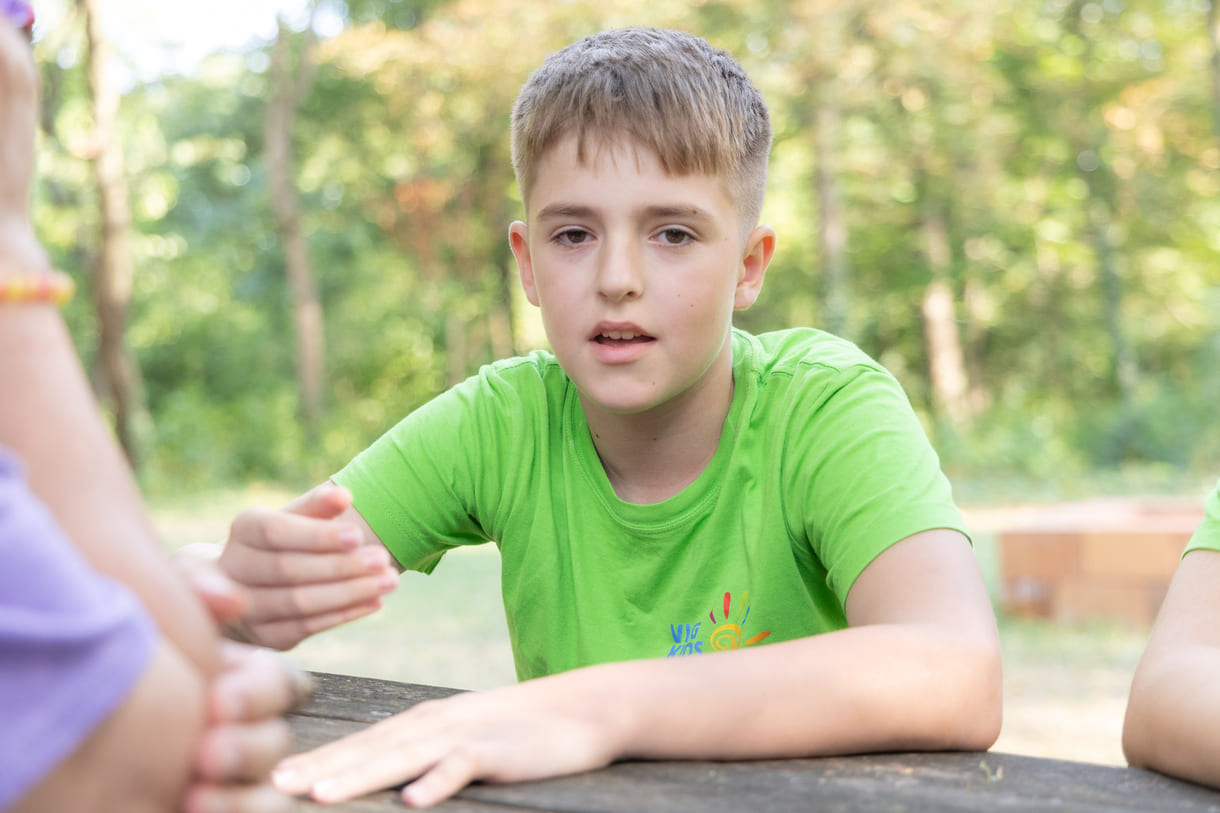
left=29, top=0, right=1220, bottom=493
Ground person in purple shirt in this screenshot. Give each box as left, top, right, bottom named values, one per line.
left=0, top=9, right=305, bottom=812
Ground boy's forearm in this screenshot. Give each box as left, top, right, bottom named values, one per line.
left=0, top=305, right=222, bottom=675
left=574, top=623, right=1002, bottom=761
left=1124, top=645, right=1220, bottom=787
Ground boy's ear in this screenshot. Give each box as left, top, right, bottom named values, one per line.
left=509, top=221, right=540, bottom=307
left=734, top=225, right=776, bottom=310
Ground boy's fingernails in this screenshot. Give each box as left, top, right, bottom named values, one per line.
left=313, top=779, right=344, bottom=802
left=272, top=765, right=304, bottom=793
left=377, top=571, right=400, bottom=591
left=338, top=528, right=361, bottom=549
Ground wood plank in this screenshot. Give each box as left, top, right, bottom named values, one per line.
left=453, top=753, right=1220, bottom=813
left=294, top=671, right=464, bottom=724
left=286, top=673, right=1220, bottom=812
left=294, top=789, right=534, bottom=812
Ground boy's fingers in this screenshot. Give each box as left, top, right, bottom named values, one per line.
left=227, top=544, right=393, bottom=587
left=276, top=705, right=445, bottom=801
left=306, top=747, right=431, bottom=804
left=250, top=597, right=386, bottom=651
left=404, top=752, right=480, bottom=808
left=247, top=574, right=392, bottom=622
left=284, top=482, right=353, bottom=520
left=228, top=506, right=364, bottom=555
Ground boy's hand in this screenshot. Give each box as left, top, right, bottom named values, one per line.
left=272, top=676, right=621, bottom=808
left=183, top=483, right=399, bottom=651
left=186, top=642, right=311, bottom=813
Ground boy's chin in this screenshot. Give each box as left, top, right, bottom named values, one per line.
left=575, top=386, right=663, bottom=417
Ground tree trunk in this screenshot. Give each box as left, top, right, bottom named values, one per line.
left=266, top=18, right=324, bottom=434
left=962, top=277, right=991, bottom=415
left=1065, top=5, right=1136, bottom=413
left=480, top=141, right=516, bottom=360
left=1090, top=201, right=1136, bottom=407
left=81, top=0, right=140, bottom=466
left=813, top=90, right=851, bottom=339
left=918, top=198, right=971, bottom=426
left=488, top=254, right=516, bottom=360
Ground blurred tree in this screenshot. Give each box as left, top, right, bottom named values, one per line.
left=25, top=0, right=1220, bottom=487
left=80, top=0, right=141, bottom=463
left=267, top=12, right=324, bottom=434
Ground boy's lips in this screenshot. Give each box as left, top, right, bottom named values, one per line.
left=589, top=322, right=655, bottom=362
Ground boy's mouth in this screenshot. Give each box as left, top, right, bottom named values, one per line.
left=592, top=327, right=655, bottom=346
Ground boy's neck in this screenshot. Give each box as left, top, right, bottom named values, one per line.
left=580, top=360, right=736, bottom=506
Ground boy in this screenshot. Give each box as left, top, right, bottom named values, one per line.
left=1123, top=480, right=1220, bottom=787
left=209, top=27, right=1002, bottom=807
left=0, top=10, right=303, bottom=812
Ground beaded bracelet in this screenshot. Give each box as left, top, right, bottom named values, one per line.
left=0, top=272, right=76, bottom=305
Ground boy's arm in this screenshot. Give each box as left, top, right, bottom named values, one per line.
left=273, top=527, right=1002, bottom=807
left=1122, top=549, right=1220, bottom=787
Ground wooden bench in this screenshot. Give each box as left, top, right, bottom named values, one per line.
left=287, top=671, right=1220, bottom=811
left=997, top=497, right=1204, bottom=625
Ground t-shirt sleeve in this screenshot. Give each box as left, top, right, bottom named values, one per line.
left=333, top=363, right=533, bottom=573
left=0, top=451, right=157, bottom=809
left=1184, top=480, right=1220, bottom=556
left=784, top=363, right=967, bottom=604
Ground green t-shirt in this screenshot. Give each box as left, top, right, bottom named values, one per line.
left=1184, top=481, right=1220, bottom=555
left=335, top=328, right=966, bottom=681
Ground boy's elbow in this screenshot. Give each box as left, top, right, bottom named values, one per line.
left=948, top=637, right=1004, bottom=752
left=1121, top=713, right=1151, bottom=770
left=1121, top=664, right=1161, bottom=770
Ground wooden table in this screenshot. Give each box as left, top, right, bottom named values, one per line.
left=288, top=672, right=1220, bottom=812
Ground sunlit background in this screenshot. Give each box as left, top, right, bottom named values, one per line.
left=18, top=0, right=1220, bottom=769
left=32, top=0, right=332, bottom=85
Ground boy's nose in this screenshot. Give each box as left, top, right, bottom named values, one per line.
left=596, top=239, right=643, bottom=301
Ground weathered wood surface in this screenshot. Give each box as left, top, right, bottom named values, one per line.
left=287, top=672, right=1220, bottom=812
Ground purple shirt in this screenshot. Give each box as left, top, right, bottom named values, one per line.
left=0, top=449, right=155, bottom=810
left=1, top=0, right=33, bottom=31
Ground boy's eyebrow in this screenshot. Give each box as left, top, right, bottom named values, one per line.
left=536, top=204, right=597, bottom=220
left=535, top=203, right=714, bottom=221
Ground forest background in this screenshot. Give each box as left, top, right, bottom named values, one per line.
left=20, top=0, right=1220, bottom=766
left=27, top=0, right=1220, bottom=504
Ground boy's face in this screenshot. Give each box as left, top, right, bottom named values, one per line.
left=509, top=135, right=774, bottom=419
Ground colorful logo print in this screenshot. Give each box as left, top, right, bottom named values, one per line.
left=667, top=590, right=771, bottom=657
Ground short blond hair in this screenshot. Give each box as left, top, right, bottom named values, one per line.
left=511, top=27, right=772, bottom=229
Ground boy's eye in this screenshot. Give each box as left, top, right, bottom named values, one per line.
left=658, top=228, right=693, bottom=246
left=555, top=229, right=592, bottom=246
